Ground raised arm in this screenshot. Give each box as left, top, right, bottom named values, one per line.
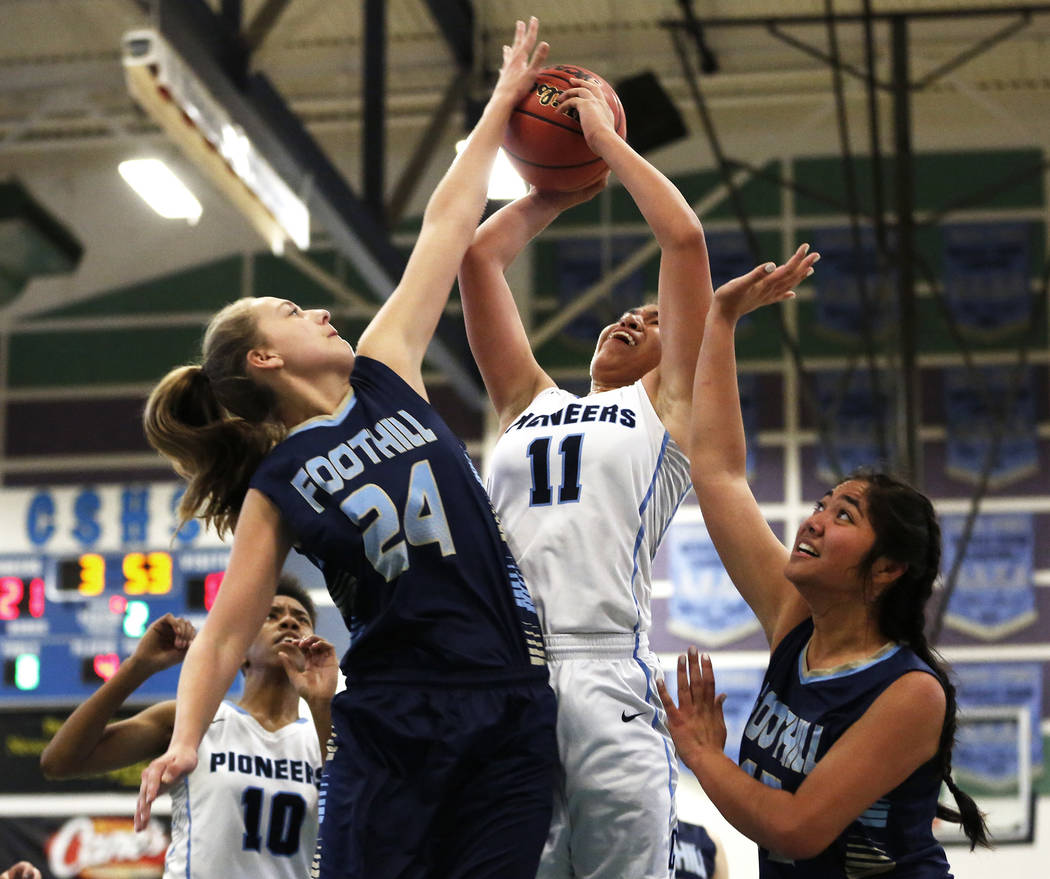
left=356, top=18, right=549, bottom=396
left=459, top=181, right=604, bottom=429
left=135, top=488, right=292, bottom=829
left=39, top=614, right=194, bottom=778
left=690, top=252, right=818, bottom=644
left=559, top=77, right=710, bottom=446
left=659, top=648, right=945, bottom=860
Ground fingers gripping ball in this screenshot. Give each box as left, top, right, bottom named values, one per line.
left=503, top=64, right=627, bottom=192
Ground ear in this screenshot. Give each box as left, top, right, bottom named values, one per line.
left=246, top=347, right=283, bottom=371
left=871, top=557, right=908, bottom=593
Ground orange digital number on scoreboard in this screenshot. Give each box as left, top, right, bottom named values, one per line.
left=77, top=553, right=106, bottom=597
left=123, top=551, right=173, bottom=595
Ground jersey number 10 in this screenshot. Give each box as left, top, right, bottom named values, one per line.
left=241, top=787, right=307, bottom=856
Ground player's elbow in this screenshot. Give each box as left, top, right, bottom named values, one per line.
left=764, top=814, right=837, bottom=861
left=461, top=232, right=507, bottom=273
left=659, top=216, right=706, bottom=255
left=39, top=745, right=76, bottom=780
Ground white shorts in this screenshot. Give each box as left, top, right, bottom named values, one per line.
left=538, top=632, right=677, bottom=879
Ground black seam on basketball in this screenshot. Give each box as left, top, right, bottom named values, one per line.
left=511, top=107, right=584, bottom=136
left=502, top=149, right=604, bottom=171
left=540, top=73, right=576, bottom=88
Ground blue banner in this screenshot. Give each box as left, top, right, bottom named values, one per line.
left=943, top=365, right=1038, bottom=489
left=942, top=222, right=1032, bottom=340
left=811, top=227, right=896, bottom=341
left=952, top=662, right=1043, bottom=788
left=940, top=513, right=1036, bottom=640
left=814, top=369, right=896, bottom=483
left=704, top=230, right=762, bottom=337
left=667, top=520, right=761, bottom=646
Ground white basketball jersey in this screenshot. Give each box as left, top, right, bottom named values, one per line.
left=165, top=700, right=323, bottom=879
left=487, top=381, right=690, bottom=634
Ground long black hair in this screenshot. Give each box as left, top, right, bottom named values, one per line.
left=852, top=470, right=990, bottom=850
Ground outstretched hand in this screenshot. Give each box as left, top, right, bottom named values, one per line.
left=135, top=743, right=198, bottom=830
left=656, top=647, right=728, bottom=771
left=491, top=17, right=550, bottom=109
left=712, top=243, right=820, bottom=323
left=278, top=634, right=339, bottom=704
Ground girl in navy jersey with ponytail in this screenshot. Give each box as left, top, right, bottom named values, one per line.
left=134, top=19, right=558, bottom=879
left=659, top=262, right=990, bottom=877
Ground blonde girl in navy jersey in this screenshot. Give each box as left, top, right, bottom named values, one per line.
left=133, top=19, right=559, bottom=879
left=658, top=262, right=990, bottom=877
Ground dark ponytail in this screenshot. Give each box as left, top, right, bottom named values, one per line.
left=854, top=470, right=991, bottom=850
left=143, top=298, right=285, bottom=537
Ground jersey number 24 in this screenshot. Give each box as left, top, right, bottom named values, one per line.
left=340, top=459, right=456, bottom=581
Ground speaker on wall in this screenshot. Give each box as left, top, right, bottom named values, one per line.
left=614, top=71, right=688, bottom=155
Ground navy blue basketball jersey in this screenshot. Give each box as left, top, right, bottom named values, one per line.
left=250, top=356, right=546, bottom=682
left=738, top=619, right=952, bottom=878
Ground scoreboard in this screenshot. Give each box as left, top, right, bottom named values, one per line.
left=0, top=483, right=229, bottom=705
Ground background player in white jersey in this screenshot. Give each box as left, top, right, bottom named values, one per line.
left=459, top=74, right=817, bottom=878
left=41, top=577, right=336, bottom=879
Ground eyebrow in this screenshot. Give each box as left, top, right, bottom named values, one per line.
left=821, top=490, right=864, bottom=514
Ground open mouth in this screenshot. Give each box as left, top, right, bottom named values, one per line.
left=609, top=330, right=636, bottom=347
left=796, top=542, right=819, bottom=558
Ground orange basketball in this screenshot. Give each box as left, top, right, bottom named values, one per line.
left=503, top=64, right=627, bottom=192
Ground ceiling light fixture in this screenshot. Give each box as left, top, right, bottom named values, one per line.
left=118, top=158, right=203, bottom=225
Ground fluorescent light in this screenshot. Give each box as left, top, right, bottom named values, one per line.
left=455, top=141, right=527, bottom=201
left=122, top=29, right=310, bottom=253
left=119, top=158, right=203, bottom=225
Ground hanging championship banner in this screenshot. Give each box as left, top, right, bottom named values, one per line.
left=706, top=230, right=756, bottom=290
left=667, top=520, right=760, bottom=646
left=952, top=662, right=1043, bottom=789
left=940, top=513, right=1036, bottom=640
left=943, top=365, right=1038, bottom=489
left=814, top=369, right=896, bottom=483
left=554, top=235, right=648, bottom=345
left=0, top=814, right=170, bottom=879
left=942, top=222, right=1032, bottom=340
left=810, top=227, right=896, bottom=342
left=705, top=230, right=764, bottom=339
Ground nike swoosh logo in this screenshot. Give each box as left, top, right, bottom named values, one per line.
left=621, top=710, right=646, bottom=722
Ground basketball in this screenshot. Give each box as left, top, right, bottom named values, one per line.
left=503, top=64, right=627, bottom=192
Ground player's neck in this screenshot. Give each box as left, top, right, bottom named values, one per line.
left=277, top=374, right=352, bottom=428
left=238, top=672, right=302, bottom=731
